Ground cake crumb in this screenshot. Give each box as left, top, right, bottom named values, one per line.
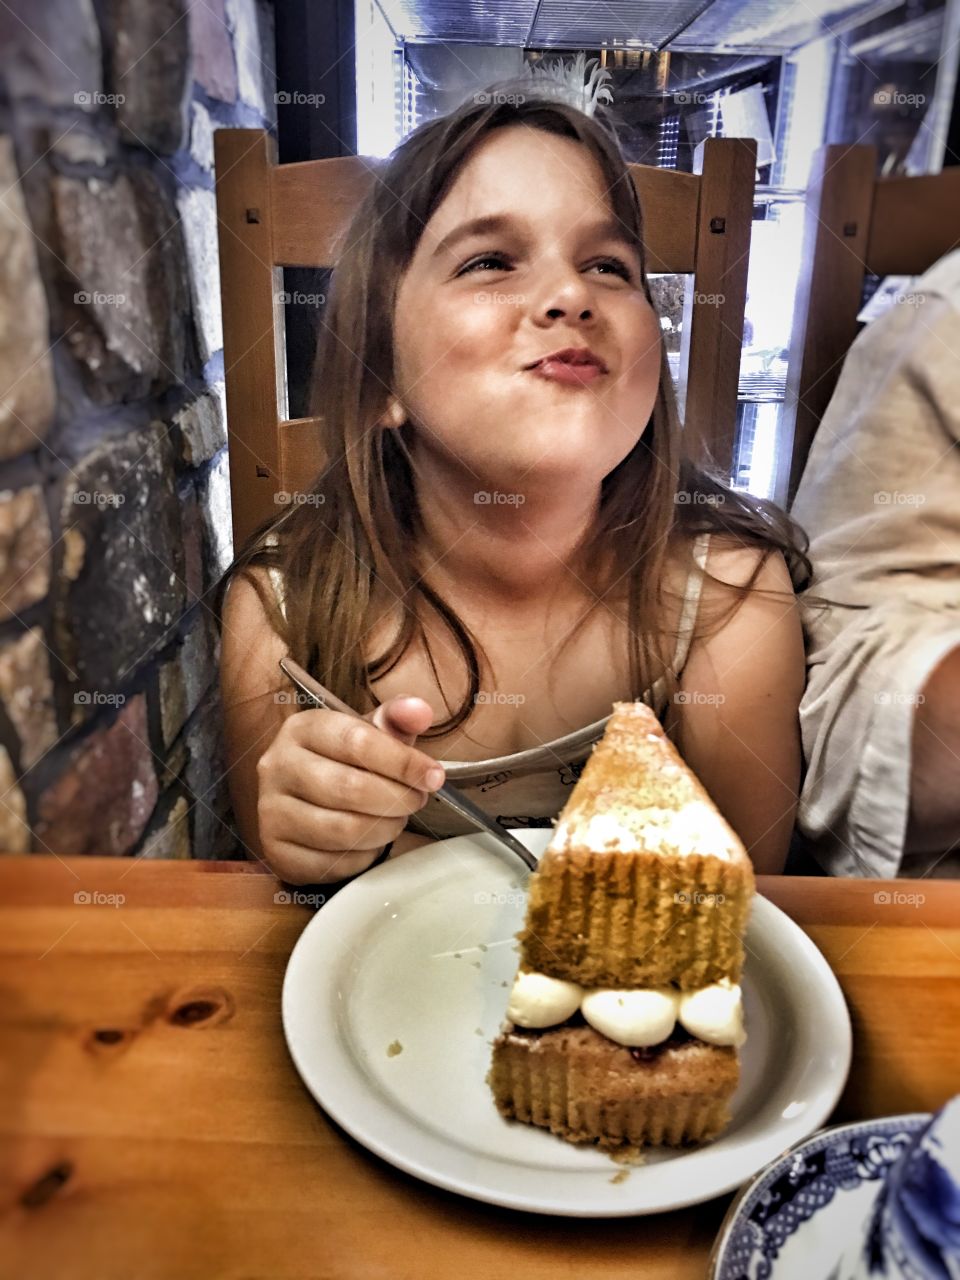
left=500, top=980, right=509, bottom=987
left=454, top=952, right=462, bottom=959
left=609, top=1145, right=647, bottom=1168
left=386, top=1040, right=403, bottom=1057
left=474, top=1027, right=484, bottom=1036
left=478, top=943, right=488, bottom=952
left=472, top=961, right=481, bottom=969
left=609, top=1168, right=631, bottom=1185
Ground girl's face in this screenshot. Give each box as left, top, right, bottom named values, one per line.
left=392, top=125, right=663, bottom=492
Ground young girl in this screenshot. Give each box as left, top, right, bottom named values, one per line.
left=216, top=91, right=811, bottom=886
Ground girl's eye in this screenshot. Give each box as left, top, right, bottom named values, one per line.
left=591, top=257, right=634, bottom=281
left=458, top=252, right=512, bottom=274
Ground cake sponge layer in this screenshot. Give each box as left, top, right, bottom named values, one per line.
left=488, top=1025, right=738, bottom=1148
left=520, top=701, right=755, bottom=988
left=520, top=848, right=752, bottom=989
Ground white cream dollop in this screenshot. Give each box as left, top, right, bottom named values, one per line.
left=506, top=970, right=584, bottom=1029
left=581, top=987, right=680, bottom=1047
left=505, top=968, right=746, bottom=1048
left=677, top=980, right=745, bottom=1047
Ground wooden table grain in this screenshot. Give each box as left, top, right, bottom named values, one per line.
left=2, top=856, right=959, bottom=1280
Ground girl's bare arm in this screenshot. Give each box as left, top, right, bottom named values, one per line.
left=219, top=569, right=296, bottom=864
left=672, top=546, right=806, bottom=875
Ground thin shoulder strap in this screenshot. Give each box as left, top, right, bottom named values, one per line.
left=671, top=531, right=711, bottom=675
left=263, top=531, right=287, bottom=622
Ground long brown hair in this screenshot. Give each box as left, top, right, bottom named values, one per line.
left=215, top=91, right=831, bottom=742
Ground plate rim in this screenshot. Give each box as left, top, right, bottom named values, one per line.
left=706, top=1110, right=932, bottom=1278
left=281, top=831, right=854, bottom=1218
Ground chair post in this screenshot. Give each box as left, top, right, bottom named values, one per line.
left=679, top=136, right=756, bottom=480
left=779, top=144, right=876, bottom=508
left=213, top=128, right=288, bottom=550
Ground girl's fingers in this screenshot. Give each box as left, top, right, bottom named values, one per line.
left=265, top=793, right=403, bottom=859
left=283, top=751, right=428, bottom=818
left=295, top=708, right=445, bottom=794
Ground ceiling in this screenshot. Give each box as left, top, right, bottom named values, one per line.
left=374, top=0, right=910, bottom=52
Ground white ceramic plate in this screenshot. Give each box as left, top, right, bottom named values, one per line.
left=281, top=829, right=853, bottom=1217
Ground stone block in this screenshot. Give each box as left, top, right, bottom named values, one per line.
left=188, top=0, right=238, bottom=103
left=0, top=486, right=52, bottom=620
left=226, top=0, right=275, bottom=119
left=197, top=449, right=234, bottom=588
left=185, top=687, right=233, bottom=856
left=0, top=138, right=57, bottom=462
left=0, top=0, right=101, bottom=110
left=176, top=384, right=226, bottom=466
left=176, top=185, right=223, bottom=364
left=189, top=99, right=216, bottom=172
left=0, top=627, right=58, bottom=770
left=53, top=168, right=191, bottom=402
left=158, top=609, right=217, bottom=749
left=0, top=745, right=30, bottom=853
left=109, top=0, right=190, bottom=155
left=57, top=424, right=186, bottom=698
left=139, top=793, right=191, bottom=858
left=34, top=694, right=159, bottom=856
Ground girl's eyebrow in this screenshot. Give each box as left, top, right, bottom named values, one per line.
left=431, top=212, right=634, bottom=259
left=431, top=213, right=520, bottom=259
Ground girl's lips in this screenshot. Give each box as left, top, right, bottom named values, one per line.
left=530, top=360, right=605, bottom=386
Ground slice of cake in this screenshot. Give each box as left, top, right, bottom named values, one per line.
left=487, top=700, right=755, bottom=1149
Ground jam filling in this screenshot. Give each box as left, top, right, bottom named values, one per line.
left=507, top=1010, right=699, bottom=1059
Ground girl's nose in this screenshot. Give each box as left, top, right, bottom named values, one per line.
left=534, top=271, right=596, bottom=324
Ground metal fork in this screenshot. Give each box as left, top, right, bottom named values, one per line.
left=278, top=658, right=538, bottom=873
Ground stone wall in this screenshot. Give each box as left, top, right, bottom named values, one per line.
left=0, top=0, right=276, bottom=858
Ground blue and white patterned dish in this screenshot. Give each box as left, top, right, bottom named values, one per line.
left=709, top=1114, right=931, bottom=1279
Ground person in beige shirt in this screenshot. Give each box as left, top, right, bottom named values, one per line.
left=791, top=250, right=960, bottom=878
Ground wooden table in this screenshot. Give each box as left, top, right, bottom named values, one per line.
left=2, top=857, right=959, bottom=1280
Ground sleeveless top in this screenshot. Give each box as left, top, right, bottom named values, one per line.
left=266, top=530, right=712, bottom=840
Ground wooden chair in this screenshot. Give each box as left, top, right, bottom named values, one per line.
left=780, top=144, right=960, bottom=507
left=213, top=128, right=757, bottom=550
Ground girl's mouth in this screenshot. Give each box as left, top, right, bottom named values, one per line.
left=529, top=360, right=605, bottom=386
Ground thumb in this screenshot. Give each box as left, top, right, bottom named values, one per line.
left=364, top=695, right=434, bottom=746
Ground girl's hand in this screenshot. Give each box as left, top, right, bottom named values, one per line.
left=256, top=696, right=445, bottom=884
